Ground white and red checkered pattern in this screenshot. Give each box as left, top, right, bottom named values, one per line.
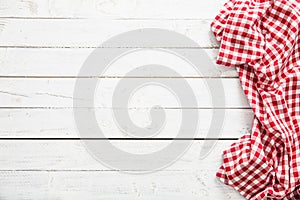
left=211, top=0, right=300, bottom=199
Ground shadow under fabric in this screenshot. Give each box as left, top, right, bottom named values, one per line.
left=211, top=0, right=300, bottom=199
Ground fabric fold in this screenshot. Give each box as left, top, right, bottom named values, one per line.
left=211, top=0, right=300, bottom=199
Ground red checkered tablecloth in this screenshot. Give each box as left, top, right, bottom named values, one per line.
left=211, top=0, right=300, bottom=199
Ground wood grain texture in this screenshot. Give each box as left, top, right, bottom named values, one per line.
left=0, top=78, right=249, bottom=108
left=0, top=108, right=253, bottom=138
left=0, top=0, right=247, bottom=199
left=0, top=48, right=238, bottom=77
left=0, top=19, right=219, bottom=48
left=0, top=0, right=226, bottom=19
left=0, top=170, right=243, bottom=200
left=0, top=140, right=243, bottom=199
left=0, top=140, right=236, bottom=170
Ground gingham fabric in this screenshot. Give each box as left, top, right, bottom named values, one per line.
left=211, top=0, right=300, bottom=199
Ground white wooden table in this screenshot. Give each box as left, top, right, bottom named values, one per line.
left=0, top=0, right=251, bottom=199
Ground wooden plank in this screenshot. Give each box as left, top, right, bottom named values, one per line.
left=0, top=108, right=252, bottom=138
left=0, top=140, right=238, bottom=170
left=0, top=48, right=238, bottom=77
left=0, top=170, right=243, bottom=200
left=0, top=140, right=243, bottom=199
left=0, top=19, right=219, bottom=48
left=0, top=78, right=249, bottom=108
left=0, top=0, right=226, bottom=19
left=0, top=1, right=244, bottom=199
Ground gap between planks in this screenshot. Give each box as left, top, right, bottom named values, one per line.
left=0, top=46, right=219, bottom=49
left=0, top=138, right=238, bottom=140
left=0, top=17, right=216, bottom=20
left=0, top=76, right=236, bottom=78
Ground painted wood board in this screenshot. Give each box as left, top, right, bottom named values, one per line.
left=0, top=170, right=243, bottom=200
left=0, top=108, right=253, bottom=138
left=0, top=48, right=237, bottom=77
left=0, top=78, right=249, bottom=108
left=0, top=140, right=238, bottom=171
left=0, top=0, right=226, bottom=19
left=0, top=19, right=219, bottom=48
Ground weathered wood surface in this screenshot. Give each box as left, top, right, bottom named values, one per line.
left=0, top=78, right=249, bottom=108
left=0, top=140, right=235, bottom=170
left=0, top=170, right=243, bottom=200
left=0, top=0, right=247, bottom=199
left=0, top=48, right=238, bottom=77
left=0, top=108, right=252, bottom=138
left=0, top=0, right=226, bottom=19
left=0, top=19, right=220, bottom=48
